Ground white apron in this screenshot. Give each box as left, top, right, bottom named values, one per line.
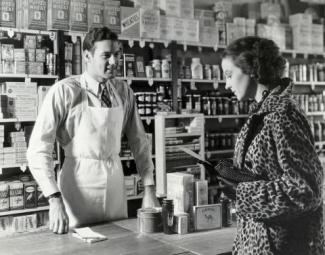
left=58, top=76, right=127, bottom=227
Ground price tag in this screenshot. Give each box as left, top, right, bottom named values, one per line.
left=128, top=39, right=134, bottom=48
left=71, top=34, right=77, bottom=44
left=146, top=118, right=152, bottom=125
left=213, top=44, right=218, bottom=52
left=49, top=31, right=56, bottom=41
left=149, top=42, right=154, bottom=49
left=163, top=41, right=169, bottom=48
left=25, top=77, right=31, bottom=85
left=183, top=43, right=187, bottom=52
left=139, top=40, right=146, bottom=48
left=213, top=79, right=219, bottom=90
left=7, top=28, right=14, bottom=38
left=148, top=78, right=154, bottom=86
left=218, top=116, right=222, bottom=123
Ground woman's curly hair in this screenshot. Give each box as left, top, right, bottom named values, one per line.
left=222, top=36, right=287, bottom=89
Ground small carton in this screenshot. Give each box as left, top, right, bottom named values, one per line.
left=9, top=181, right=24, bottom=210
left=0, top=182, right=9, bottom=212
left=13, top=48, right=25, bottom=62
left=36, top=184, right=48, bottom=207
left=140, top=8, right=160, bottom=39
left=121, top=7, right=140, bottom=38
left=70, top=0, right=88, bottom=32
left=88, top=0, right=104, bottom=29
left=23, top=181, right=37, bottom=208
left=184, top=18, right=199, bottom=43
left=123, top=53, right=136, bottom=78
left=0, top=0, right=16, bottom=28
left=1, top=44, right=14, bottom=61
left=194, top=180, right=208, bottom=206
left=160, top=15, right=174, bottom=41
left=17, top=0, right=47, bottom=30
left=193, top=204, right=222, bottom=231
left=104, top=0, right=121, bottom=35
left=47, top=0, right=71, bottom=31
left=133, top=0, right=159, bottom=9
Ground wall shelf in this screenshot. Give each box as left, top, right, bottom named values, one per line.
left=0, top=206, right=49, bottom=217
left=205, top=114, right=249, bottom=119
left=0, top=74, right=58, bottom=79
left=0, top=118, right=36, bottom=123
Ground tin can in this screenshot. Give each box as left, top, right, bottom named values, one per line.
left=46, top=53, right=56, bottom=75
left=137, top=208, right=162, bottom=233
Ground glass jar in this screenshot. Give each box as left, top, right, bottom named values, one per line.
left=152, top=59, right=161, bottom=78
left=161, top=59, right=170, bottom=78
left=191, top=58, right=203, bottom=79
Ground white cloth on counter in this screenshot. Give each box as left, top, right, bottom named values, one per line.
left=27, top=72, right=154, bottom=197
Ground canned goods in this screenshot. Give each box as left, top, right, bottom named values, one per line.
left=145, top=92, right=151, bottom=103
left=138, top=104, right=145, bottom=116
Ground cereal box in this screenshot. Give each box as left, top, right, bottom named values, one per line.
left=70, top=0, right=88, bottom=32
left=139, top=8, right=160, bottom=39
left=1, top=44, right=14, bottom=61
left=17, top=0, right=47, bottom=30
left=104, top=0, right=121, bottom=35
left=0, top=182, right=9, bottom=212
left=87, top=0, right=104, bottom=29
left=9, top=181, right=24, bottom=210
left=47, top=0, right=71, bottom=31
left=121, top=7, right=140, bottom=38
left=23, top=182, right=37, bottom=208
left=0, top=0, right=16, bottom=27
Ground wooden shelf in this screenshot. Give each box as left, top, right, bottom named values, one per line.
left=116, top=77, right=171, bottom=82
left=205, top=114, right=249, bottom=119
left=206, top=149, right=234, bottom=158
left=120, top=155, right=155, bottom=161
left=0, top=74, right=58, bottom=79
left=0, top=206, right=49, bottom=217
left=0, top=118, right=36, bottom=123
left=126, top=194, right=143, bottom=200
left=306, top=112, right=325, bottom=116
left=0, top=27, right=55, bottom=36
left=165, top=132, right=202, bottom=138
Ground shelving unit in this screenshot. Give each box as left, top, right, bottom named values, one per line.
left=0, top=206, right=49, bottom=217
left=155, top=113, right=205, bottom=197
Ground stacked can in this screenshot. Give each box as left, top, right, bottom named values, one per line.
left=135, top=92, right=158, bottom=116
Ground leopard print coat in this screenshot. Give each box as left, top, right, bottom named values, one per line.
left=232, top=81, right=324, bottom=255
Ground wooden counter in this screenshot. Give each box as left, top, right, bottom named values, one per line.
left=0, top=218, right=236, bottom=255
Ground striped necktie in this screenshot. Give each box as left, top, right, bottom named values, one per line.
left=99, top=82, right=112, bottom=107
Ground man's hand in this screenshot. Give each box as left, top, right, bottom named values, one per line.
left=49, top=197, right=69, bottom=234
left=141, top=185, right=160, bottom=208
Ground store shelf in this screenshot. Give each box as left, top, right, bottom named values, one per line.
left=120, top=155, right=155, bottom=161
left=126, top=194, right=143, bottom=200
left=0, top=206, right=49, bottom=217
left=0, top=74, right=58, bottom=79
left=281, top=49, right=325, bottom=57
left=116, top=76, right=172, bottom=84
left=0, top=161, right=60, bottom=173
left=165, top=132, right=202, bottom=138
left=205, top=114, right=249, bottom=119
left=315, top=141, right=325, bottom=147
left=206, top=149, right=234, bottom=158
left=0, top=27, right=55, bottom=36
left=306, top=112, right=325, bottom=116
left=0, top=118, right=36, bottom=123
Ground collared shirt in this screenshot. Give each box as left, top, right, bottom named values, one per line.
left=27, top=72, right=154, bottom=196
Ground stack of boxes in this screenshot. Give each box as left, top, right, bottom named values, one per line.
left=9, top=131, right=27, bottom=165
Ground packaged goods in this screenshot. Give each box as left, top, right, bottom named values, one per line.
left=139, top=8, right=160, bottom=39
left=88, top=0, right=104, bottom=29
left=121, top=7, right=140, bottom=38
left=104, top=1, right=121, bottom=35
left=193, top=204, right=222, bottom=231
left=184, top=19, right=199, bottom=43
left=9, top=181, right=24, bottom=210
left=23, top=182, right=37, bottom=208
left=16, top=0, right=47, bottom=30
left=194, top=180, right=208, bottom=206
left=47, top=0, right=71, bottom=31
left=1, top=44, right=14, bottom=61
left=173, top=213, right=188, bottom=234
left=191, top=58, right=203, bottom=80
left=133, top=0, right=159, bottom=9
left=123, top=53, right=136, bottom=77
left=70, top=0, right=88, bottom=32
left=0, top=182, right=9, bottom=212
left=159, top=15, right=173, bottom=41
left=0, top=0, right=16, bottom=27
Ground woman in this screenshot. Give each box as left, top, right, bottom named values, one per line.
left=221, top=36, right=324, bottom=255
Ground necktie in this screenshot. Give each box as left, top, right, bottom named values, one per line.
left=99, top=83, right=112, bottom=107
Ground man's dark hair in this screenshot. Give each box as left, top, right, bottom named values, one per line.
left=222, top=36, right=287, bottom=88
left=83, top=27, right=118, bottom=52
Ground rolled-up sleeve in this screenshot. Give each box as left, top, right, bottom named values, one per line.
left=27, top=82, right=68, bottom=197
left=123, top=86, right=154, bottom=186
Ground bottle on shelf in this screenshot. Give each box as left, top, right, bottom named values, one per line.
left=191, top=58, right=203, bottom=80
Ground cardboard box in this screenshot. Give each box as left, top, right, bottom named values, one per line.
left=23, top=182, right=37, bottom=208
left=0, top=182, right=9, bottom=212
left=70, top=0, right=88, bottom=32
left=9, top=181, right=24, bottom=210
left=17, top=0, right=47, bottom=30
left=14, top=61, right=26, bottom=74
left=47, top=0, right=71, bottom=31
left=123, top=53, right=136, bottom=77
left=172, top=18, right=185, bottom=41
left=1, top=44, right=14, bottom=61
left=88, top=0, right=104, bottom=29
left=160, top=15, right=173, bottom=41
left=0, top=0, right=16, bottom=27
left=194, top=180, right=208, bottom=206
left=140, top=8, right=160, bottom=39
left=167, top=172, right=194, bottom=214
left=184, top=19, right=199, bottom=43
left=193, top=204, right=222, bottom=231
left=121, top=7, right=140, bottom=38
left=124, top=175, right=135, bottom=196
left=160, top=0, right=193, bottom=18
left=14, top=49, right=25, bottom=62
left=104, top=0, right=121, bottom=34
left=312, top=24, right=324, bottom=53
left=133, top=0, right=159, bottom=9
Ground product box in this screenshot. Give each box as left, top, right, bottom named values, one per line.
left=194, top=9, right=215, bottom=27
left=194, top=180, right=208, bottom=206
left=193, top=204, right=222, bottom=231
left=260, top=2, right=281, bottom=20
left=2, top=61, right=14, bottom=74
left=200, top=26, right=218, bottom=46
left=14, top=61, right=26, bottom=74
left=172, top=18, right=185, bottom=41
left=24, top=35, right=37, bottom=49
left=184, top=19, right=199, bottom=43
left=87, top=0, right=104, bottom=29
left=167, top=172, right=194, bottom=214
left=226, top=22, right=237, bottom=45
left=26, top=49, right=36, bottom=62
left=124, top=175, right=135, bottom=196
left=246, top=18, right=256, bottom=36
left=292, top=24, right=312, bottom=52
left=140, top=8, right=160, bottom=39
left=160, top=0, right=194, bottom=18
left=160, top=15, right=173, bottom=41
left=0, top=0, right=16, bottom=28
left=9, top=181, right=24, bottom=210
left=1, top=44, right=14, bottom=61
left=70, top=0, right=88, bottom=32
left=271, top=25, right=285, bottom=50
left=47, top=0, right=71, bottom=31
left=173, top=213, right=188, bottom=234
left=104, top=0, right=121, bottom=35
left=27, top=62, right=44, bottom=75
left=123, top=53, right=136, bottom=77
left=13, top=48, right=25, bottom=62
left=289, top=13, right=312, bottom=27
left=135, top=56, right=145, bottom=77
left=0, top=182, right=9, bottom=212
left=23, top=181, right=37, bottom=208
left=17, top=0, right=47, bottom=30
left=121, top=7, right=140, bottom=38
left=35, top=49, right=46, bottom=62
left=134, top=0, right=159, bottom=9
left=312, top=24, right=324, bottom=53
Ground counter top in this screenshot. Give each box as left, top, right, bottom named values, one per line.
left=0, top=218, right=236, bottom=255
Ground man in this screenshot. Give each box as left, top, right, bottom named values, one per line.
left=27, top=27, right=159, bottom=234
